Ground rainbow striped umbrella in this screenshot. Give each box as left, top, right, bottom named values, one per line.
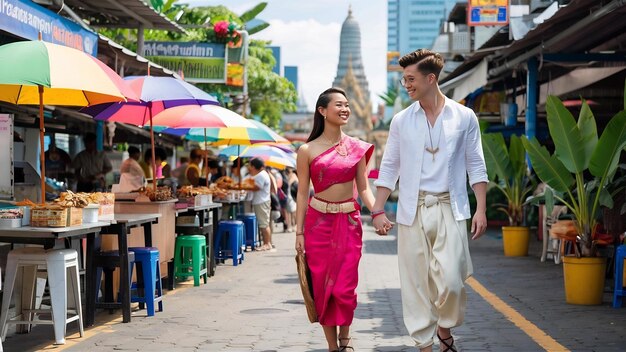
left=161, top=119, right=289, bottom=145
left=219, top=145, right=296, bottom=170
left=0, top=40, right=138, bottom=202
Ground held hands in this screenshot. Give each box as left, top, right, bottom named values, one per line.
left=372, top=213, right=393, bottom=236
left=470, top=211, right=487, bottom=240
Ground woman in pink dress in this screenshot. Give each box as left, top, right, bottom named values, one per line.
left=295, top=88, right=376, bottom=352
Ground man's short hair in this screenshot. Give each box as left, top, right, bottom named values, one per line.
left=83, top=132, right=97, bottom=144
left=249, top=158, right=265, bottom=170
left=127, top=146, right=140, bottom=156
left=189, top=148, right=202, bottom=160
left=399, top=49, right=444, bottom=78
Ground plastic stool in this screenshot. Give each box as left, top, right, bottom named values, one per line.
left=613, top=245, right=626, bottom=308
left=93, top=251, right=136, bottom=312
left=238, top=213, right=259, bottom=250
left=0, top=248, right=83, bottom=345
left=173, top=235, right=208, bottom=286
left=129, top=247, right=163, bottom=316
left=215, top=220, right=245, bottom=266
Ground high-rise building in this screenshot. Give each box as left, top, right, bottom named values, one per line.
left=387, top=0, right=461, bottom=55
left=268, top=46, right=281, bottom=75
left=333, top=6, right=373, bottom=138
left=284, top=66, right=298, bottom=91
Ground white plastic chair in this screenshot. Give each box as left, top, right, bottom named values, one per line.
left=541, top=205, right=567, bottom=264
left=0, top=247, right=83, bottom=345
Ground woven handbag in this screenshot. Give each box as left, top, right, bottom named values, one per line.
left=295, top=252, right=318, bottom=323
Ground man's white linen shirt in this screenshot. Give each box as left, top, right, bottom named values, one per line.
left=374, top=97, right=488, bottom=225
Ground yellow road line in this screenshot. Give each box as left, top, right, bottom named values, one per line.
left=467, top=277, right=570, bottom=352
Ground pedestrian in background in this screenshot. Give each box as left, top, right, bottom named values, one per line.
left=372, top=49, right=488, bottom=352
left=248, top=158, right=275, bottom=252
left=295, top=87, right=376, bottom=352
left=72, top=132, right=112, bottom=192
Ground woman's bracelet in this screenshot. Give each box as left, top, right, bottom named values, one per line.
left=371, top=210, right=385, bottom=219
left=296, top=231, right=304, bottom=237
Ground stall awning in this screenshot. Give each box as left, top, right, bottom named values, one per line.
left=538, top=66, right=626, bottom=105
left=441, top=59, right=488, bottom=102
left=63, top=0, right=184, bottom=32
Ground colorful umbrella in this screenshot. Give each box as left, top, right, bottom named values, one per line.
left=219, top=144, right=295, bottom=159
left=151, top=104, right=256, bottom=129
left=163, top=119, right=289, bottom=145
left=0, top=40, right=138, bottom=202
left=81, top=76, right=219, bottom=190
left=151, top=104, right=256, bottom=186
left=219, top=145, right=296, bottom=170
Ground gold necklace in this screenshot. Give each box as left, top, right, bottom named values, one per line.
left=425, top=120, right=440, bottom=161
left=322, top=133, right=348, bottom=157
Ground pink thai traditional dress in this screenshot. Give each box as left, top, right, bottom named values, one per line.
left=305, top=136, right=374, bottom=326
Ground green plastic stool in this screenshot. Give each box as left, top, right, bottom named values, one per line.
left=173, top=235, right=208, bottom=287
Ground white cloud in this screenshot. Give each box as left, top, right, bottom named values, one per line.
left=252, top=19, right=341, bottom=111
left=182, top=0, right=387, bottom=112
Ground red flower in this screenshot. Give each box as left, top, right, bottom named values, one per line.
left=214, top=21, right=229, bottom=36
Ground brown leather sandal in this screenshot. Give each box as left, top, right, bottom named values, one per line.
left=338, top=337, right=354, bottom=351
left=437, top=332, right=457, bottom=352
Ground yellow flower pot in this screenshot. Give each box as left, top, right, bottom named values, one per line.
left=562, top=256, right=606, bottom=305
left=502, top=226, right=530, bottom=257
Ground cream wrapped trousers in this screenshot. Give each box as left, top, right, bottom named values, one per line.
left=397, top=192, right=473, bottom=349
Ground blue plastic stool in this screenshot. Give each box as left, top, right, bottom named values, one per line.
left=613, top=245, right=626, bottom=308
left=215, top=220, right=245, bottom=266
left=129, top=247, right=163, bottom=316
left=238, top=213, right=259, bottom=250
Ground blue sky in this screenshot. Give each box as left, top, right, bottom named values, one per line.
left=182, top=0, right=387, bottom=111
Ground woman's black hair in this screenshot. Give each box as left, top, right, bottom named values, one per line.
left=306, top=87, right=348, bottom=142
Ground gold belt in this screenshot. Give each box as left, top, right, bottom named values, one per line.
left=418, top=191, right=450, bottom=207
left=309, top=197, right=357, bottom=214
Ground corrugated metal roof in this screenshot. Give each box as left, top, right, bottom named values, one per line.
left=63, top=0, right=184, bottom=32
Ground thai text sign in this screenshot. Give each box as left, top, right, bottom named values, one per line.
left=0, top=0, right=98, bottom=56
left=143, top=41, right=227, bottom=83
left=468, top=0, right=509, bottom=26
left=0, top=114, right=13, bottom=199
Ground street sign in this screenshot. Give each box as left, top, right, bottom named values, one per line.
left=468, top=0, right=509, bottom=26
left=143, top=41, right=228, bottom=83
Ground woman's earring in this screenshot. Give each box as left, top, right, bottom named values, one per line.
left=323, top=115, right=326, bottom=120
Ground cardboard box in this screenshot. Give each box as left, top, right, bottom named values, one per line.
left=47, top=208, right=68, bottom=227
left=67, top=207, right=83, bottom=227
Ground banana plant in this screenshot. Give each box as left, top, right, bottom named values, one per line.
left=482, top=133, right=534, bottom=226
left=521, top=89, right=626, bottom=257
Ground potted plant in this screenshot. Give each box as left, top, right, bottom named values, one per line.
left=482, top=133, right=535, bottom=256
left=521, top=89, right=626, bottom=305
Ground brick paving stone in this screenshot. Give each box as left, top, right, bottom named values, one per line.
left=3, top=221, right=626, bottom=351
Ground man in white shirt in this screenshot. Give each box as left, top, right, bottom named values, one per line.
left=248, top=158, right=274, bottom=252
left=372, top=49, right=488, bottom=352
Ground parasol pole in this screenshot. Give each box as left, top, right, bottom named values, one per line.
left=39, top=85, right=46, bottom=204
left=204, top=128, right=209, bottom=187
left=238, top=145, right=242, bottom=188
left=149, top=104, right=157, bottom=192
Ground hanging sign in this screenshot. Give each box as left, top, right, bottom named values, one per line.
left=0, top=0, right=98, bottom=55
left=143, top=41, right=228, bottom=83
left=0, top=114, right=13, bottom=199
left=468, top=0, right=509, bottom=26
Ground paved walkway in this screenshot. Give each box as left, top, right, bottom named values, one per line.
left=3, top=221, right=626, bottom=351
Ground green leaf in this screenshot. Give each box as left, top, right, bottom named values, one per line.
left=544, top=187, right=555, bottom=214
left=589, top=110, right=626, bottom=180
left=521, top=136, right=574, bottom=192
left=599, top=188, right=613, bottom=208
left=246, top=22, right=270, bottom=35
left=509, top=134, right=526, bottom=180
left=577, top=99, right=598, bottom=168
left=239, top=2, right=267, bottom=23
left=482, top=133, right=513, bottom=182
left=479, top=120, right=489, bottom=133
left=546, top=95, right=587, bottom=173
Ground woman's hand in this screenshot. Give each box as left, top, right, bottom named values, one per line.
left=295, top=234, right=305, bottom=252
